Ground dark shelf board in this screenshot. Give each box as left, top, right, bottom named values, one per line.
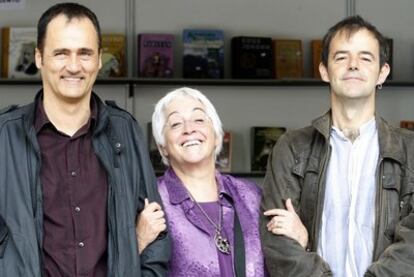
left=1, top=77, right=414, bottom=88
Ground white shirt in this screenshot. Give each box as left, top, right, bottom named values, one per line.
left=317, top=118, right=378, bottom=277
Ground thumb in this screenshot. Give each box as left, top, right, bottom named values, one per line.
left=144, top=198, right=149, bottom=208
left=285, top=198, right=296, bottom=214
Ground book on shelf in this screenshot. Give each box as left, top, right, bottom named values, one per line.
left=231, top=36, right=273, bottom=79
left=1, top=26, right=40, bottom=79
left=311, top=39, right=323, bottom=79
left=273, top=39, right=303, bottom=79
left=385, top=38, right=393, bottom=80
left=216, top=131, right=232, bottom=172
left=400, top=120, right=414, bottom=131
left=251, top=126, right=286, bottom=172
left=147, top=122, right=167, bottom=171
left=138, top=33, right=174, bottom=78
left=183, top=29, right=224, bottom=79
left=98, top=34, right=126, bottom=78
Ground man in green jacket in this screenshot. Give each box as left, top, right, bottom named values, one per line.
left=261, top=15, right=414, bottom=276
left=0, top=2, right=169, bottom=276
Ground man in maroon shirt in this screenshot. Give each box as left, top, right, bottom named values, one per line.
left=0, top=2, right=169, bottom=277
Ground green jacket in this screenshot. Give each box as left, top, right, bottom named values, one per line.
left=260, top=111, right=414, bottom=277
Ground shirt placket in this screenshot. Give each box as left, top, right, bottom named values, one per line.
left=66, top=137, right=84, bottom=275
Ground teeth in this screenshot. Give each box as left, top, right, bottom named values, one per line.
left=182, top=140, right=201, bottom=147
left=62, top=77, right=82, bottom=81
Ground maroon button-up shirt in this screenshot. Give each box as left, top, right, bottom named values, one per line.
left=35, top=99, right=108, bottom=277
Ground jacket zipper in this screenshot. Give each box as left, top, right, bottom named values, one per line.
left=93, top=139, right=119, bottom=276
left=312, top=144, right=331, bottom=251
left=372, top=158, right=384, bottom=260
left=26, top=126, right=44, bottom=276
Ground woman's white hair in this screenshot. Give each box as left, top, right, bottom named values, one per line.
left=151, top=87, right=224, bottom=166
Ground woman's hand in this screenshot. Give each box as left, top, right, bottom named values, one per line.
left=264, top=198, right=308, bottom=249
left=136, top=198, right=167, bottom=254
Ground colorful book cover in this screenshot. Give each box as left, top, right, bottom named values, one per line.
left=251, top=126, right=286, bottom=172
left=1, top=27, right=40, bottom=79
left=400, top=120, right=414, bottom=131
left=311, top=39, right=323, bottom=79
left=231, top=36, right=273, bottom=79
left=98, top=34, right=126, bottom=78
left=183, top=29, right=224, bottom=79
left=273, top=39, right=303, bottom=79
left=138, top=33, right=174, bottom=78
left=216, top=131, right=232, bottom=172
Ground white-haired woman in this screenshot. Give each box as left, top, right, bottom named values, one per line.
left=151, top=87, right=308, bottom=276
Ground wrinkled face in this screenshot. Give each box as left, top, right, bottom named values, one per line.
left=35, top=14, right=102, bottom=103
left=319, top=28, right=389, bottom=104
left=161, top=96, right=218, bottom=168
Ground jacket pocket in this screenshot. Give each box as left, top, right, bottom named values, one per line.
left=381, top=169, right=414, bottom=240
left=293, top=156, right=320, bottom=230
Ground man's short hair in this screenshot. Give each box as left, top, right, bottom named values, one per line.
left=37, top=2, right=102, bottom=54
left=321, top=15, right=389, bottom=68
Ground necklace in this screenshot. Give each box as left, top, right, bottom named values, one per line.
left=184, top=186, right=231, bottom=255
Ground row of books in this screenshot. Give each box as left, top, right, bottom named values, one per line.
left=148, top=124, right=286, bottom=173
left=2, top=27, right=393, bottom=80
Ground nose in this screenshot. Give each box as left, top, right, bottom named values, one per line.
left=348, top=56, right=359, bottom=71
left=182, top=119, right=196, bottom=133
left=66, top=54, right=81, bottom=72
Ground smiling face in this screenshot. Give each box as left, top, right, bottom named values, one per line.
left=161, top=96, right=219, bottom=170
left=35, top=14, right=102, bottom=104
left=319, top=28, right=389, bottom=105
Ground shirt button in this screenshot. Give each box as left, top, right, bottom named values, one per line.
left=78, top=242, right=85, bottom=247
left=74, top=206, right=81, bottom=212
left=71, top=171, right=77, bottom=177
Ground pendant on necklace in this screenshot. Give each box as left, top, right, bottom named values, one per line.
left=214, top=232, right=231, bottom=255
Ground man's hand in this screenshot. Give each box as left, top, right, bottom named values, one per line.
left=264, top=198, right=308, bottom=249
left=136, top=198, right=167, bottom=254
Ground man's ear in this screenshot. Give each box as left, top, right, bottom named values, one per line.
left=319, top=62, right=330, bottom=83
left=98, top=49, right=103, bottom=70
left=35, top=48, right=42, bottom=69
left=377, top=62, right=390, bottom=85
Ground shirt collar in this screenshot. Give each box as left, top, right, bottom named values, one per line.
left=163, top=168, right=233, bottom=207
left=331, top=117, right=376, bottom=141
left=34, top=94, right=98, bottom=135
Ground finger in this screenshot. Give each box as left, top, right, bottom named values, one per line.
left=285, top=198, right=296, bottom=214
left=145, top=201, right=162, bottom=212
left=151, top=210, right=165, bottom=219
left=264, top=209, right=290, bottom=217
left=267, top=216, right=284, bottom=229
left=144, top=198, right=149, bottom=208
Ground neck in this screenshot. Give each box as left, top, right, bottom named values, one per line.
left=172, top=162, right=218, bottom=202
left=42, top=93, right=91, bottom=137
left=331, top=95, right=375, bottom=142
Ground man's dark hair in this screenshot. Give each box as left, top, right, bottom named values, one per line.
left=37, top=2, right=102, bottom=54
left=321, top=15, right=389, bottom=68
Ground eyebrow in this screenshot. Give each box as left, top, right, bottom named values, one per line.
left=51, top=48, right=95, bottom=55
left=333, top=50, right=375, bottom=59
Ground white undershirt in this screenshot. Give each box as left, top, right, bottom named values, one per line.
left=317, top=118, right=378, bottom=277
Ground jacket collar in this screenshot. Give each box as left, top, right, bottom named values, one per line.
left=312, top=110, right=404, bottom=164
left=163, top=167, right=233, bottom=207
left=22, top=90, right=108, bottom=135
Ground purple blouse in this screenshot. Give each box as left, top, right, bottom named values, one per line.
left=157, top=168, right=266, bottom=277
left=198, top=202, right=234, bottom=277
